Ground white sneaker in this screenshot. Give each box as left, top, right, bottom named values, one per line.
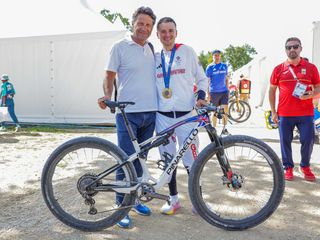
left=160, top=201, right=181, bottom=215
left=14, top=125, right=21, bottom=132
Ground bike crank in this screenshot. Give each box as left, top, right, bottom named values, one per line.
left=137, top=183, right=170, bottom=203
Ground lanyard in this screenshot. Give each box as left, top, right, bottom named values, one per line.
left=288, top=66, right=299, bottom=81
left=161, top=45, right=176, bottom=89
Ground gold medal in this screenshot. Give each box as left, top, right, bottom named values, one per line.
left=162, top=88, right=172, bottom=99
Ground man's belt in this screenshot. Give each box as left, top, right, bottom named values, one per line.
left=158, top=111, right=191, bottom=118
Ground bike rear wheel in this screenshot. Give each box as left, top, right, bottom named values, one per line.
left=41, top=137, right=137, bottom=231
left=228, top=100, right=246, bottom=122
left=238, top=100, right=251, bottom=123
left=189, top=135, right=284, bottom=230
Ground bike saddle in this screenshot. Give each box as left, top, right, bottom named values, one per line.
left=103, top=100, right=135, bottom=109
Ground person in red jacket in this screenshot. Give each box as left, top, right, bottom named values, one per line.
left=238, top=74, right=251, bottom=102
left=269, top=37, right=320, bottom=182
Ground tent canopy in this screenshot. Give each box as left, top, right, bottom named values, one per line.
left=0, top=0, right=126, bottom=124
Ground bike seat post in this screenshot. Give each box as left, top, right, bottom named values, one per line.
left=119, top=107, right=137, bottom=142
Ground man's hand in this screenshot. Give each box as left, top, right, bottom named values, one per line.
left=206, top=94, right=211, bottom=103
left=97, top=96, right=109, bottom=110
left=299, top=90, right=314, bottom=100
left=271, top=111, right=279, bottom=124
left=196, top=99, right=208, bottom=108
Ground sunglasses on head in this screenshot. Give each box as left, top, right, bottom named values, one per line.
left=285, top=44, right=300, bottom=50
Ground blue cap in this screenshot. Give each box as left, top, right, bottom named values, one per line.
left=212, top=49, right=221, bottom=55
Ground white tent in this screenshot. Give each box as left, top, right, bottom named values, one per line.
left=232, top=55, right=276, bottom=110
left=0, top=1, right=126, bottom=124
left=312, top=21, right=320, bottom=70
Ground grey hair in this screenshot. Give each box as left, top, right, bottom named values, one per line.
left=132, top=7, right=156, bottom=26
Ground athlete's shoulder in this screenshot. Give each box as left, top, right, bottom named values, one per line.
left=206, top=62, right=216, bottom=68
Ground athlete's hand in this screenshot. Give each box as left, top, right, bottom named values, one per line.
left=196, top=99, right=208, bottom=108
left=97, top=96, right=109, bottom=110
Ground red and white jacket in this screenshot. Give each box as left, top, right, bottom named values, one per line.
left=155, top=44, right=208, bottom=112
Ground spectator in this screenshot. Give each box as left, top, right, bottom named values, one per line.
left=269, top=37, right=320, bottom=181
left=238, top=74, right=251, bottom=102
left=1, top=74, right=20, bottom=132
left=155, top=17, right=207, bottom=215
left=206, top=50, right=230, bottom=135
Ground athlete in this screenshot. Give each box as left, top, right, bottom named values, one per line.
left=155, top=17, right=208, bottom=215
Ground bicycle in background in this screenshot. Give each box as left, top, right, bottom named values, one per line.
left=228, top=89, right=251, bottom=123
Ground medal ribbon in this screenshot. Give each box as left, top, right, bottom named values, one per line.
left=161, top=45, right=176, bottom=89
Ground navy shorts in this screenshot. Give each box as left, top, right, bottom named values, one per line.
left=210, top=91, right=229, bottom=106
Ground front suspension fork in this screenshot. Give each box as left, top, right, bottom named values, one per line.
left=205, top=124, right=233, bottom=180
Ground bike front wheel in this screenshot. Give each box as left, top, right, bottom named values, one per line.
left=41, top=137, right=137, bottom=231
left=189, top=135, right=284, bottom=230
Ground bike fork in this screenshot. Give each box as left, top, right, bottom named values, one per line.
left=205, top=124, right=233, bottom=179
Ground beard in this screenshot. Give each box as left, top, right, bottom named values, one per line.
left=287, top=51, right=299, bottom=60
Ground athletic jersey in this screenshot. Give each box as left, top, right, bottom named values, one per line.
left=155, top=44, right=208, bottom=112
left=270, top=58, right=320, bottom=117
left=106, top=35, right=157, bottom=113
left=206, top=62, right=228, bottom=93
left=1, top=82, right=15, bottom=97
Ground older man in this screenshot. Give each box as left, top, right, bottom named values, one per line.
left=99, top=7, right=157, bottom=228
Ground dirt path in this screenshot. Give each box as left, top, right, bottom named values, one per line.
left=1, top=130, right=320, bottom=240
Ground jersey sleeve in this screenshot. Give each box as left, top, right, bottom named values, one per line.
left=190, top=47, right=208, bottom=92
left=205, top=65, right=212, bottom=78
left=311, top=64, right=320, bottom=85
left=270, top=65, right=280, bottom=86
left=105, top=42, right=120, bottom=72
left=1, top=85, right=6, bottom=97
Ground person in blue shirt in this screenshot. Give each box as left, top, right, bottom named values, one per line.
left=206, top=50, right=230, bottom=135
left=1, top=74, right=20, bottom=132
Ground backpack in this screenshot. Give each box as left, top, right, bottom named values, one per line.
left=239, top=79, right=251, bottom=94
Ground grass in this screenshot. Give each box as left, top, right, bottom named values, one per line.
left=2, top=124, right=116, bottom=134
left=23, top=126, right=67, bottom=133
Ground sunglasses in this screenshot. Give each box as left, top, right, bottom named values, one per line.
left=285, top=45, right=300, bottom=50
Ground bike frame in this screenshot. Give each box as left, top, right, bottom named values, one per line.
left=94, top=108, right=232, bottom=195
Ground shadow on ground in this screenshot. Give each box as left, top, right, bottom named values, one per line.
left=1, top=163, right=320, bottom=240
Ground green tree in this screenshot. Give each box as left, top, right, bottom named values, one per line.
left=100, top=9, right=132, bottom=31
left=198, top=51, right=212, bottom=70
left=222, top=44, right=257, bottom=71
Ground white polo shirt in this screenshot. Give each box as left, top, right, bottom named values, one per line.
left=106, top=35, right=157, bottom=113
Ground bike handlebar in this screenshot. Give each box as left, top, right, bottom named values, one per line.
left=196, top=104, right=225, bottom=114
left=103, top=100, right=224, bottom=116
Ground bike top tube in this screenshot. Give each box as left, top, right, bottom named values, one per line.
left=103, top=99, right=224, bottom=139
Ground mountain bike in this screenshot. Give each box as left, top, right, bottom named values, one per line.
left=41, top=100, right=284, bottom=231
left=228, top=89, right=251, bottom=123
